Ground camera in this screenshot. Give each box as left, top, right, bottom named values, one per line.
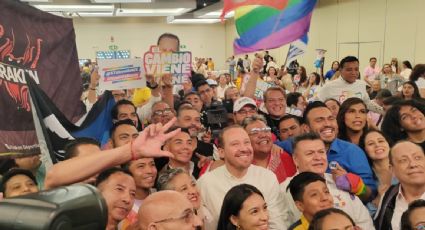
left=205, top=100, right=228, bottom=139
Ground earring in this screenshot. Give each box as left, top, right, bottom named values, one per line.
left=236, top=224, right=241, bottom=230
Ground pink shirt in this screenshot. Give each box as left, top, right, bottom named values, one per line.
left=363, top=66, right=381, bottom=81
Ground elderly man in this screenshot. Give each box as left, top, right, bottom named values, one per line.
left=138, top=190, right=203, bottom=230
left=242, top=115, right=296, bottom=183
left=375, top=141, right=425, bottom=230
left=197, top=125, right=286, bottom=229
left=281, top=133, right=375, bottom=229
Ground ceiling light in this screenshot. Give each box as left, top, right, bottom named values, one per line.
left=33, top=4, right=114, bottom=12
left=91, top=0, right=152, bottom=3
left=167, top=16, right=220, bottom=24
left=116, top=8, right=191, bottom=16
left=198, top=10, right=234, bottom=18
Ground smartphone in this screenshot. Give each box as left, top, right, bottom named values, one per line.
left=329, top=161, right=338, bottom=170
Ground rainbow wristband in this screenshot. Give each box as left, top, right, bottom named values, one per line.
left=346, top=173, right=366, bottom=196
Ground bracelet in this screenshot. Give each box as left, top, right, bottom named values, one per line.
left=89, top=87, right=96, bottom=90
left=130, top=139, right=137, bottom=161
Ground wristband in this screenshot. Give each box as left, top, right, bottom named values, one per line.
left=130, top=139, right=137, bottom=161
left=89, top=87, right=96, bottom=90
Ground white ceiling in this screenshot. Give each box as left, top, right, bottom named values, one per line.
left=20, top=0, right=232, bottom=23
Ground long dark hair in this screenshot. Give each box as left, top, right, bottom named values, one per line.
left=337, top=98, right=368, bottom=142
left=381, top=99, right=425, bottom=143
left=359, top=129, right=393, bottom=180
left=401, top=81, right=421, bottom=100
left=217, top=184, right=265, bottom=230
left=308, top=208, right=356, bottom=230
left=409, top=64, right=425, bottom=82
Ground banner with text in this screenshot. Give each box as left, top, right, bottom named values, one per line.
left=98, top=59, right=145, bottom=90
left=0, top=0, right=85, bottom=156
left=143, top=45, right=192, bottom=85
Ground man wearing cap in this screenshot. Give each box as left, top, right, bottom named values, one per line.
left=233, top=97, right=258, bottom=125
left=206, top=79, right=219, bottom=101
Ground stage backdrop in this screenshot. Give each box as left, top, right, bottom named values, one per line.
left=0, top=0, right=85, bottom=156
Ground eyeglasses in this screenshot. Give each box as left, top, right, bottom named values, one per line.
left=236, top=108, right=257, bottom=116
left=153, top=208, right=197, bottom=224
left=248, top=127, right=271, bottom=135
left=414, top=223, right=425, bottom=230
left=153, top=108, right=172, bottom=116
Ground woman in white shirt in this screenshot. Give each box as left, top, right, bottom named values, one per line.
left=400, top=60, right=413, bottom=80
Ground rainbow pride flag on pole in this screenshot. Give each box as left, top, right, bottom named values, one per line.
left=232, top=0, right=317, bottom=55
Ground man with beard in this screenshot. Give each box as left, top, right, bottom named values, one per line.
left=277, top=101, right=375, bottom=202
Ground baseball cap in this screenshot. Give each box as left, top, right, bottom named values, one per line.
left=233, top=97, right=257, bottom=112
left=206, top=79, right=218, bottom=87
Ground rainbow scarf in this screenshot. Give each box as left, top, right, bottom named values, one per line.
left=232, top=0, right=317, bottom=55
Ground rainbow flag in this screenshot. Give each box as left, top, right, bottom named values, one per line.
left=233, top=0, right=317, bottom=55
left=221, top=0, right=288, bottom=20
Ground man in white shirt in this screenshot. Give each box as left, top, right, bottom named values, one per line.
left=375, top=141, right=425, bottom=230
left=280, top=132, right=375, bottom=229
left=318, top=56, right=383, bottom=114
left=197, top=125, right=286, bottom=230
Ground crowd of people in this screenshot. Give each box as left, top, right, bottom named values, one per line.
left=1, top=32, right=425, bottom=230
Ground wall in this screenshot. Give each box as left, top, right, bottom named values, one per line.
left=72, top=17, right=227, bottom=70
left=225, top=0, right=425, bottom=74
left=73, top=0, right=425, bottom=73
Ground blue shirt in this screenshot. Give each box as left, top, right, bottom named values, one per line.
left=325, top=69, right=336, bottom=80
left=276, top=138, right=377, bottom=193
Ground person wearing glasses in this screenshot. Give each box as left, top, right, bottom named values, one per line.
left=138, top=190, right=203, bottom=230
left=375, top=141, right=425, bottom=230
left=149, top=101, right=175, bottom=126
left=242, top=115, right=296, bottom=183
left=233, top=97, right=259, bottom=125
left=401, top=199, right=425, bottom=230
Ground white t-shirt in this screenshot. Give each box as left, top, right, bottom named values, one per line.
left=197, top=165, right=287, bottom=230
left=318, top=77, right=383, bottom=114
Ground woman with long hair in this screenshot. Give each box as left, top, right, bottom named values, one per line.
left=303, top=72, right=323, bottom=101
left=294, top=66, right=308, bottom=93
left=409, top=64, right=425, bottom=98
left=324, top=61, right=339, bottom=81
left=400, top=60, right=413, bottom=80
left=376, top=63, right=404, bottom=95
left=217, top=184, right=269, bottom=230
left=359, top=129, right=396, bottom=214
left=381, top=99, right=425, bottom=150
left=337, top=98, right=369, bottom=145
left=401, top=81, right=421, bottom=100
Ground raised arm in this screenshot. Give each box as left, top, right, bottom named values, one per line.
left=44, top=118, right=180, bottom=189
left=243, top=56, right=263, bottom=98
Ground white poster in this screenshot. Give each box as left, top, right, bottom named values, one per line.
left=98, top=59, right=145, bottom=90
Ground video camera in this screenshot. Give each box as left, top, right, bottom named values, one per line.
left=205, top=100, right=229, bottom=139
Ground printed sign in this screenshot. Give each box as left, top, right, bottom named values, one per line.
left=254, top=79, right=274, bottom=100
left=143, top=45, right=192, bottom=85
left=98, top=59, right=145, bottom=90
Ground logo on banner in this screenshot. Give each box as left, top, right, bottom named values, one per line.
left=143, top=45, right=192, bottom=84
left=0, top=24, right=42, bottom=112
